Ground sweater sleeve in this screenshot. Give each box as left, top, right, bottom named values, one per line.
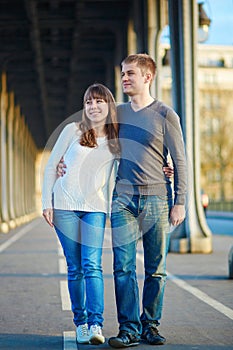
left=41, top=123, right=77, bottom=210
left=164, top=109, right=187, bottom=205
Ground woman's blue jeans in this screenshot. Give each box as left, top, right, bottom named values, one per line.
left=53, top=209, right=106, bottom=327
left=111, top=192, right=172, bottom=335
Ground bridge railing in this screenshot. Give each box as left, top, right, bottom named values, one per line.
left=208, top=201, right=233, bottom=213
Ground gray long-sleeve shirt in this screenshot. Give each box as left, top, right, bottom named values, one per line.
left=115, top=100, right=187, bottom=205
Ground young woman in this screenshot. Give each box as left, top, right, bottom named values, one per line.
left=42, top=83, right=119, bottom=345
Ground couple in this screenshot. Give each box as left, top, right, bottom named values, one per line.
left=42, top=53, right=187, bottom=347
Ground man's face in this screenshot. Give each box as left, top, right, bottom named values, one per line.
left=121, top=62, right=147, bottom=96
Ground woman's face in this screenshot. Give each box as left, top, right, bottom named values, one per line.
left=85, top=97, right=109, bottom=126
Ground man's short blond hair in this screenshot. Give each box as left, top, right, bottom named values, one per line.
left=121, top=53, right=157, bottom=82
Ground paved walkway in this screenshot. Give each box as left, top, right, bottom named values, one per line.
left=0, top=217, right=233, bottom=350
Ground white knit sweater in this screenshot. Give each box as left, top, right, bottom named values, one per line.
left=42, top=122, right=116, bottom=213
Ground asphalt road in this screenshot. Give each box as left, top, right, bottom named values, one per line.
left=0, top=216, right=232, bottom=350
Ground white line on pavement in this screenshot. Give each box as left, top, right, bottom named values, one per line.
left=60, top=280, right=71, bottom=311
left=167, top=271, right=233, bottom=320
left=57, top=238, right=64, bottom=257
left=59, top=257, right=67, bottom=274
left=63, top=331, right=77, bottom=350
left=0, top=219, right=40, bottom=253
left=58, top=243, right=76, bottom=349
left=57, top=239, right=70, bottom=311
left=136, top=252, right=233, bottom=321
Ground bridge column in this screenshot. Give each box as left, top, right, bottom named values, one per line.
left=0, top=73, right=10, bottom=233
left=147, top=0, right=168, bottom=99
left=168, top=0, right=212, bottom=253
left=13, top=105, right=21, bottom=224
left=24, top=127, right=38, bottom=220
left=114, top=29, right=127, bottom=102
left=7, top=92, right=17, bottom=228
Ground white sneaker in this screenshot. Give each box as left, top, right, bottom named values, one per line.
left=76, top=323, right=89, bottom=344
left=89, top=324, right=105, bottom=345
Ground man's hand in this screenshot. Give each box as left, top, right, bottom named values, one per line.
left=43, top=208, right=54, bottom=227
left=57, top=156, right=67, bottom=177
left=163, top=162, right=174, bottom=178
left=169, top=204, right=185, bottom=226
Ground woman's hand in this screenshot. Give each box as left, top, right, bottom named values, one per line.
left=163, top=162, right=174, bottom=178
left=43, top=208, right=54, bottom=227
left=56, top=156, right=67, bottom=177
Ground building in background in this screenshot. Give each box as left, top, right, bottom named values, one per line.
left=160, top=44, right=233, bottom=208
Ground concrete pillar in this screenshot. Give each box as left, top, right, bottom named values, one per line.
left=13, top=105, right=22, bottom=225
left=168, top=0, right=212, bottom=253
left=147, top=0, right=159, bottom=98
left=7, top=92, right=16, bottom=228
left=114, top=29, right=126, bottom=102
left=127, top=19, right=137, bottom=55
left=0, top=72, right=9, bottom=233
left=147, top=0, right=168, bottom=99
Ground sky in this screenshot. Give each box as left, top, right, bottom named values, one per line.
left=204, top=0, right=233, bottom=45
left=161, top=0, right=233, bottom=46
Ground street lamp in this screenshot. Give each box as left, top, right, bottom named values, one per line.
left=198, top=2, right=211, bottom=43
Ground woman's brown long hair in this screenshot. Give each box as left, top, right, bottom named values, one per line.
left=79, top=83, right=119, bottom=155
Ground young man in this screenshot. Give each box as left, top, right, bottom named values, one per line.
left=108, top=54, right=186, bottom=347
left=56, top=53, right=185, bottom=347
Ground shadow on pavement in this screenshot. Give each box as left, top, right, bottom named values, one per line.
left=0, top=334, right=62, bottom=350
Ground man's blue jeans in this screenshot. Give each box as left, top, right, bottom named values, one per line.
left=53, top=209, right=106, bottom=327
left=111, top=192, right=172, bottom=335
